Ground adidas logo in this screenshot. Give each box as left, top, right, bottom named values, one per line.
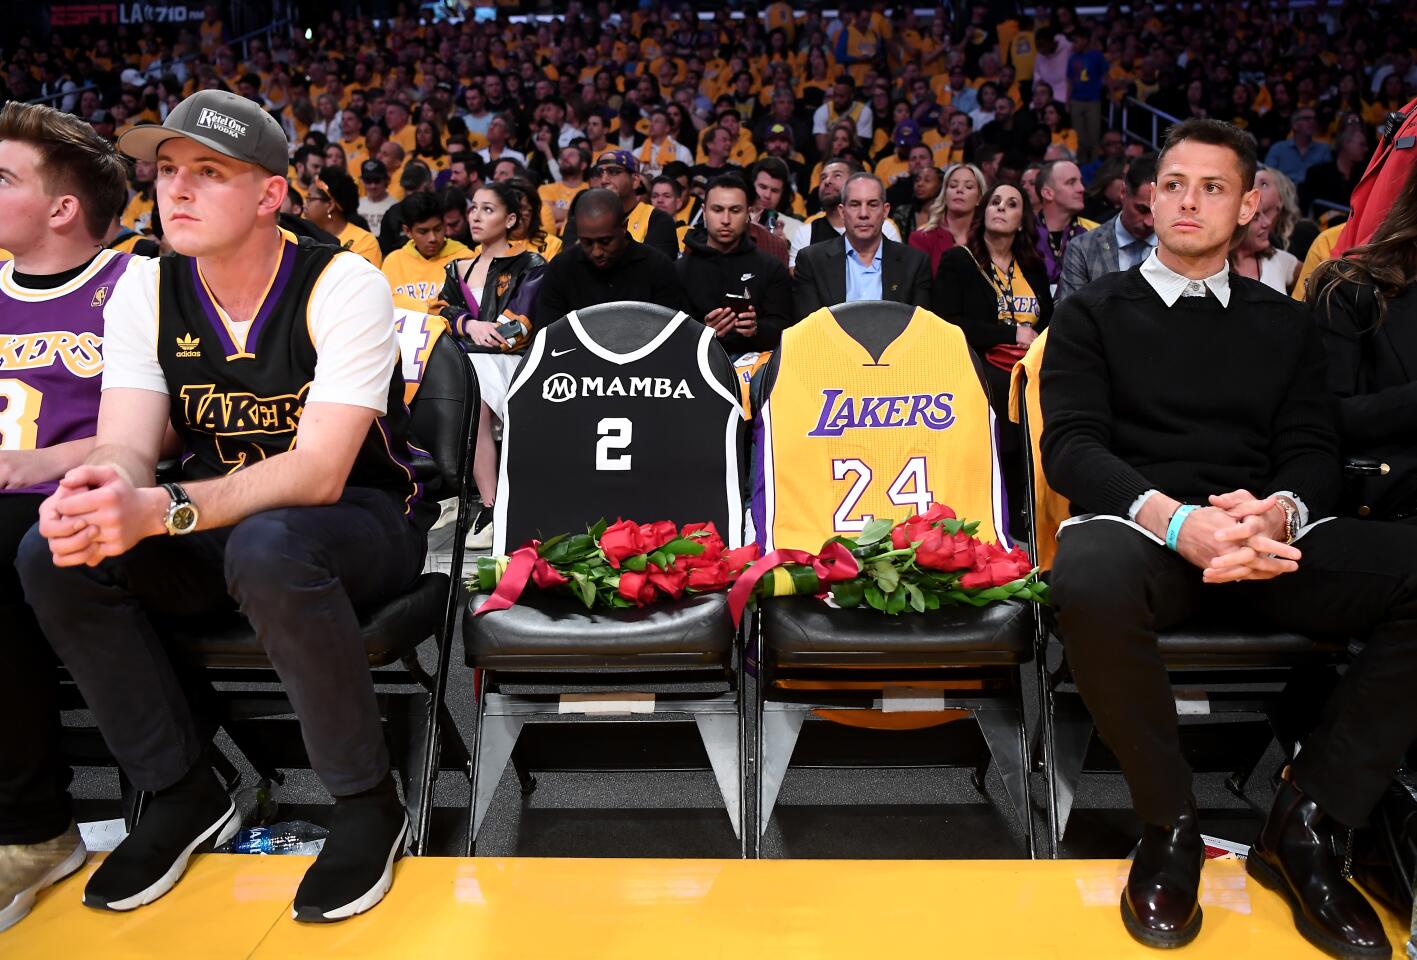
left=175, top=333, right=202, bottom=358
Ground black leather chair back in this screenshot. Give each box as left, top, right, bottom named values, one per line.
left=407, top=331, right=479, bottom=503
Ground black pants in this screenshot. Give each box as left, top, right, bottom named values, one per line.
left=0, top=493, right=71, bottom=845
left=17, top=487, right=426, bottom=798
left=980, top=360, right=1026, bottom=542
left=1051, top=518, right=1417, bottom=829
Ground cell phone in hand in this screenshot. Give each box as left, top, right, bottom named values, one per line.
left=495, top=319, right=525, bottom=348
left=723, top=291, right=752, bottom=314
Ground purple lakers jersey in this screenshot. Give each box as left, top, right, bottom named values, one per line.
left=0, top=250, right=124, bottom=494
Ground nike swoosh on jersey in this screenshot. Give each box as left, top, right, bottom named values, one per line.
left=551, top=347, right=576, bottom=357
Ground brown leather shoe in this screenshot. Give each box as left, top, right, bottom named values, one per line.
left=1120, top=801, right=1204, bottom=949
left=1247, top=770, right=1392, bottom=960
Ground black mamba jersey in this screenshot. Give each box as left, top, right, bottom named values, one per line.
left=494, top=307, right=744, bottom=552
left=156, top=233, right=422, bottom=513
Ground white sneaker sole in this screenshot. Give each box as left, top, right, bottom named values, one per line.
left=0, top=838, right=88, bottom=933
left=292, top=815, right=407, bottom=923
left=88, top=802, right=238, bottom=912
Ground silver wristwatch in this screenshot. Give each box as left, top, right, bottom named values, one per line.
left=161, top=482, right=199, bottom=536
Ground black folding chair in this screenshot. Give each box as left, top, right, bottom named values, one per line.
left=751, top=301, right=1038, bottom=859
left=92, top=331, right=480, bottom=855
left=462, top=303, right=749, bottom=857
left=1015, top=367, right=1346, bottom=858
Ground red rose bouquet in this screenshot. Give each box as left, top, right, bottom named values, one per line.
left=727, top=503, right=1047, bottom=625
left=470, top=519, right=759, bottom=615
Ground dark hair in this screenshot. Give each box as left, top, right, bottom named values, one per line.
left=662, top=160, right=691, bottom=180
left=468, top=180, right=521, bottom=237
left=493, top=157, right=528, bottom=180
left=966, top=182, right=1042, bottom=274
left=402, top=189, right=443, bottom=226
left=449, top=151, right=484, bottom=176
left=705, top=173, right=750, bottom=204
left=414, top=120, right=445, bottom=158
left=505, top=177, right=547, bottom=246
left=1158, top=118, right=1258, bottom=191
left=651, top=174, right=685, bottom=197
left=1124, top=153, right=1159, bottom=194
left=319, top=167, right=369, bottom=230
left=0, top=101, right=127, bottom=239
left=293, top=144, right=322, bottom=167
left=439, top=186, right=468, bottom=216
left=573, top=186, right=624, bottom=223
left=822, top=153, right=864, bottom=175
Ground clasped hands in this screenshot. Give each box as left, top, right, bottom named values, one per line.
left=36, top=464, right=165, bottom=568
left=1140, top=489, right=1301, bottom=584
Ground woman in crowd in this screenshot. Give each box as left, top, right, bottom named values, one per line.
left=1043, top=100, right=1079, bottom=156
left=303, top=167, right=382, bottom=267
left=808, top=121, right=871, bottom=194
left=1256, top=165, right=1317, bottom=260
left=1309, top=162, right=1417, bottom=521
left=438, top=180, right=549, bottom=548
left=909, top=161, right=985, bottom=273
left=1230, top=194, right=1300, bottom=294
left=507, top=179, right=562, bottom=261
left=895, top=163, right=942, bottom=237
left=413, top=120, right=449, bottom=173
left=931, top=182, right=1053, bottom=537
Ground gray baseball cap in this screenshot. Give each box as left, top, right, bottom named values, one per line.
left=117, top=90, right=289, bottom=176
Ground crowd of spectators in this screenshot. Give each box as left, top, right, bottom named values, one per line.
left=4, top=2, right=1413, bottom=261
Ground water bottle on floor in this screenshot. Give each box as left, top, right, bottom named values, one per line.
left=226, top=821, right=328, bottom=856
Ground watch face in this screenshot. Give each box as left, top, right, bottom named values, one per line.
left=170, top=504, right=198, bottom=533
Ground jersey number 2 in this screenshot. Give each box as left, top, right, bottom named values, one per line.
left=595, top=417, right=632, bottom=471
left=0, top=379, right=43, bottom=451
left=832, top=456, right=934, bottom=532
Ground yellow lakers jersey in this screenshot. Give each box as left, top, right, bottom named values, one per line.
left=393, top=296, right=448, bottom=405
left=752, top=305, right=1008, bottom=551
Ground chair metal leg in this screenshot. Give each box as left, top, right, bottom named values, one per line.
left=751, top=622, right=765, bottom=857
left=468, top=691, right=526, bottom=848
left=694, top=713, right=741, bottom=840
left=1014, top=677, right=1038, bottom=860
left=464, top=669, right=489, bottom=856
left=736, top=635, right=749, bottom=859
left=1035, top=624, right=1061, bottom=858
left=758, top=701, right=808, bottom=837
left=1049, top=691, right=1094, bottom=845
left=975, top=700, right=1031, bottom=850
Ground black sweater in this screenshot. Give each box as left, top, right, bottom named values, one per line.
left=931, top=245, right=1054, bottom=352
left=1040, top=268, right=1341, bottom=519
left=674, top=227, right=793, bottom=354
left=533, top=238, right=689, bottom=329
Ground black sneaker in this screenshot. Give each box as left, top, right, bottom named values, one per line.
left=84, top=764, right=237, bottom=912
left=292, top=777, right=407, bottom=923
left=465, top=502, right=495, bottom=551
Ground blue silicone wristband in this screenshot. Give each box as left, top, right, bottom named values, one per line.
left=1165, top=505, right=1199, bottom=552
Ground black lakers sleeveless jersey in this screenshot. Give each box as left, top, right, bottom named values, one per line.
left=495, top=307, right=744, bottom=552
left=156, top=233, right=423, bottom=513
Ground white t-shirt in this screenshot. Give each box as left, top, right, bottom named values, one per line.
left=812, top=100, right=874, bottom=139
left=102, top=249, right=398, bottom=414
left=359, top=194, right=397, bottom=235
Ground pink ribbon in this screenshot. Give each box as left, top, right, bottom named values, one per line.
left=726, top=541, right=859, bottom=627
left=473, top=541, right=568, bottom=616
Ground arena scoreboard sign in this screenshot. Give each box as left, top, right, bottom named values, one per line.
left=51, top=2, right=205, bottom=27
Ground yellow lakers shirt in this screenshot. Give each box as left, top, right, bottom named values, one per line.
left=752, top=305, right=1009, bottom=551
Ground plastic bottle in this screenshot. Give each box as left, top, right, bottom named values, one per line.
left=227, top=821, right=327, bottom=856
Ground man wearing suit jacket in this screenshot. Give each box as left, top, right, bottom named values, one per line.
left=793, top=173, right=933, bottom=320
left=1056, top=153, right=1158, bottom=300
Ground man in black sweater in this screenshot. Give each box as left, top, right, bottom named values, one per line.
left=533, top=188, right=688, bottom=329
left=674, top=174, right=793, bottom=356
left=1041, top=118, right=1412, bottom=958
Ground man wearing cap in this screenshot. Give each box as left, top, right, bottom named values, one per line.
left=357, top=159, right=397, bottom=235
left=17, top=89, right=429, bottom=923
left=875, top=120, right=923, bottom=187
left=562, top=151, right=680, bottom=261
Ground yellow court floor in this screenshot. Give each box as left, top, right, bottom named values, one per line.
left=1, top=854, right=1410, bottom=959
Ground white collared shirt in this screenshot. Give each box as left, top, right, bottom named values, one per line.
left=1139, top=249, right=1231, bottom=307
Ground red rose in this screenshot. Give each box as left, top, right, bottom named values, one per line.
left=617, top=570, right=657, bottom=604
left=686, top=564, right=731, bottom=591
left=961, top=542, right=1033, bottom=588
left=638, top=520, right=678, bottom=553
left=921, top=503, right=956, bottom=523
left=647, top=563, right=687, bottom=599
left=722, top=544, right=760, bottom=575
left=915, top=530, right=976, bottom=571
left=678, top=522, right=725, bottom=568
left=600, top=520, right=645, bottom=568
